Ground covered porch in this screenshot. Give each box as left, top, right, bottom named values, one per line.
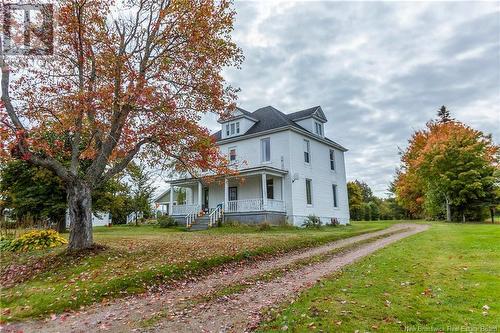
left=167, top=166, right=287, bottom=216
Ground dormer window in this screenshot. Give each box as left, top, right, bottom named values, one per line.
left=225, top=121, right=241, bottom=137
left=315, top=122, right=323, bottom=136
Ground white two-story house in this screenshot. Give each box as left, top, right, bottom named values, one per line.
left=157, top=105, right=350, bottom=227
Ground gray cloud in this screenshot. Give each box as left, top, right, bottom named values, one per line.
left=207, top=1, right=500, bottom=197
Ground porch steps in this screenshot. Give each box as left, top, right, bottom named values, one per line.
left=189, top=216, right=211, bottom=231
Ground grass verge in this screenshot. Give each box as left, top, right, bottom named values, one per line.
left=257, top=223, right=500, bottom=332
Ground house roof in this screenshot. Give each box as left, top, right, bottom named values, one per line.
left=287, top=106, right=327, bottom=122
left=217, top=107, right=258, bottom=123
left=212, top=105, right=347, bottom=151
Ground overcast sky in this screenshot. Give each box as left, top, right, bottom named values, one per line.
left=198, top=1, right=500, bottom=197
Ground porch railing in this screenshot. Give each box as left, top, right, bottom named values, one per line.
left=267, top=199, right=286, bottom=212
left=225, top=198, right=285, bottom=213
left=171, top=204, right=201, bottom=215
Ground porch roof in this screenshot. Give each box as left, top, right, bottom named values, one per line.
left=168, top=166, right=288, bottom=186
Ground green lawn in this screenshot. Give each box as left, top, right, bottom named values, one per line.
left=0, top=221, right=397, bottom=321
left=259, top=223, right=500, bottom=332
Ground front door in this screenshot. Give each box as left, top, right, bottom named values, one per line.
left=203, top=187, right=209, bottom=212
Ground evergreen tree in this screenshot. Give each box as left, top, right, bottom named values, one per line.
left=437, top=105, right=452, bottom=123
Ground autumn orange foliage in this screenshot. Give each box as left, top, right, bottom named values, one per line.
left=395, top=117, right=499, bottom=219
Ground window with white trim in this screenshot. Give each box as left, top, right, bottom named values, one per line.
left=332, top=184, right=338, bottom=208
left=229, top=147, right=237, bottom=162
left=303, top=139, right=310, bottom=163
left=261, top=137, right=271, bottom=162
left=305, top=178, right=312, bottom=205
left=315, top=122, right=323, bottom=136
left=329, top=149, right=335, bottom=170
left=225, top=121, right=241, bottom=137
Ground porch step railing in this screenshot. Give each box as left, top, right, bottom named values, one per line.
left=185, top=211, right=196, bottom=228
left=172, top=204, right=201, bottom=215
left=208, top=205, right=224, bottom=227
left=225, top=199, right=285, bottom=213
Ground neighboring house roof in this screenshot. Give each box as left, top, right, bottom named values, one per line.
left=212, top=105, right=347, bottom=151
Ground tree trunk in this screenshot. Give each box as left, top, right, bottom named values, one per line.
left=491, top=207, right=495, bottom=224
left=445, top=196, right=451, bottom=222
left=55, top=217, right=66, bottom=233
left=67, top=181, right=93, bottom=250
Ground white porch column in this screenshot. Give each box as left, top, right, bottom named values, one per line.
left=198, top=181, right=203, bottom=208
left=261, top=173, right=267, bottom=210
left=169, top=186, right=174, bottom=215
left=224, top=178, right=229, bottom=210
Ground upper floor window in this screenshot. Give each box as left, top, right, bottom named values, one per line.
left=305, top=178, right=312, bottom=205
left=226, top=124, right=230, bottom=136
left=315, top=122, right=323, bottom=136
left=332, top=184, right=338, bottom=208
left=261, top=137, right=270, bottom=162
left=329, top=149, right=335, bottom=170
left=229, top=147, right=237, bottom=162
left=236, top=122, right=240, bottom=134
left=303, top=139, right=310, bottom=164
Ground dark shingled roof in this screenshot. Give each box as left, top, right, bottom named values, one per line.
left=235, top=106, right=254, bottom=117
left=287, top=106, right=326, bottom=122
left=212, top=105, right=346, bottom=150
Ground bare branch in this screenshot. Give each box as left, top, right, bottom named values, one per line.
left=98, top=137, right=152, bottom=185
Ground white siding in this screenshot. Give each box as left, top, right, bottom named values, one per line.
left=286, top=131, right=349, bottom=225
left=295, top=118, right=313, bottom=132
left=176, top=120, right=349, bottom=225
left=219, top=131, right=290, bottom=170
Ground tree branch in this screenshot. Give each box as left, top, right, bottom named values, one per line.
left=97, top=137, right=152, bottom=186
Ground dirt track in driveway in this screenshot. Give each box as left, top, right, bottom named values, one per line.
left=3, top=223, right=428, bottom=333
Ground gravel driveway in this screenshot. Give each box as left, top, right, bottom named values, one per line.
left=3, top=223, right=428, bottom=333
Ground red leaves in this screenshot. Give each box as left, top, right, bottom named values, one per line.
left=2, top=0, right=242, bottom=186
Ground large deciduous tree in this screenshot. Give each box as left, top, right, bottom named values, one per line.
left=395, top=107, right=499, bottom=221
left=1, top=0, right=242, bottom=249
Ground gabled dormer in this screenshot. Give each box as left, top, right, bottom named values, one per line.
left=287, top=106, right=327, bottom=137
left=218, top=107, right=258, bottom=139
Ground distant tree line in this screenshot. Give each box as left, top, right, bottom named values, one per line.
left=347, top=180, right=407, bottom=221
left=0, top=160, right=156, bottom=231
